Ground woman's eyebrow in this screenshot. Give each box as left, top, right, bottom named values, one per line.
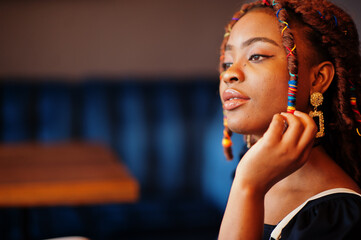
left=242, top=37, right=280, bottom=48
left=225, top=37, right=280, bottom=52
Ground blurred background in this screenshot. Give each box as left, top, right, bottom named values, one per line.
left=0, top=0, right=360, bottom=239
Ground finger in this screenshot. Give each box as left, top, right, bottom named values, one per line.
left=280, top=112, right=305, bottom=146
left=292, top=111, right=317, bottom=166
left=294, top=111, right=317, bottom=149
left=263, top=114, right=286, bottom=143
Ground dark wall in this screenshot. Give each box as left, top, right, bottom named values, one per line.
left=1, top=0, right=358, bottom=79
left=0, top=0, right=245, bottom=79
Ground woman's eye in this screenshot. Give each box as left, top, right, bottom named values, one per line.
left=248, top=54, right=270, bottom=62
left=223, top=62, right=233, bottom=70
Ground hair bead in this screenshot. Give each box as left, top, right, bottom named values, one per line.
left=222, top=138, right=232, bottom=148
left=222, top=111, right=233, bottom=160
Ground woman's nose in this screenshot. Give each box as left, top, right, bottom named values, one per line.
left=222, top=65, right=244, bottom=84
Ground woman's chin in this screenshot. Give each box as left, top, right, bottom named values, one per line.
left=228, top=125, right=251, bottom=135
left=228, top=124, right=266, bottom=137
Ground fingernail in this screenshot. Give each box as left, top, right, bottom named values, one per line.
left=294, top=110, right=301, bottom=116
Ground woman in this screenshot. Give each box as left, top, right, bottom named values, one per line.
left=218, top=0, right=361, bottom=239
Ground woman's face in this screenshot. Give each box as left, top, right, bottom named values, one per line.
left=219, top=9, right=310, bottom=137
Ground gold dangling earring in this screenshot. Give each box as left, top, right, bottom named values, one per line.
left=309, top=92, right=325, bottom=138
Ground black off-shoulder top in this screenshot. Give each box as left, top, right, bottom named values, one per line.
left=262, top=191, right=361, bottom=240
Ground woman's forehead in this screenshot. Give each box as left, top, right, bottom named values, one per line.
left=227, top=10, right=283, bottom=46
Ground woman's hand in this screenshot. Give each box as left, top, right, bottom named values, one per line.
left=236, top=110, right=318, bottom=195
left=218, top=111, right=317, bottom=240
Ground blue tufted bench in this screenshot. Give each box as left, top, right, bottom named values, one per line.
left=0, top=79, right=245, bottom=239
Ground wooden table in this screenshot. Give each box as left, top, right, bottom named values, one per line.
left=0, top=142, right=139, bottom=207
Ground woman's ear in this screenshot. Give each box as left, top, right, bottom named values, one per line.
left=310, top=61, right=335, bottom=93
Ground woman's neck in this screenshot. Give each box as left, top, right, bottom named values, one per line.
left=270, top=145, right=360, bottom=195
left=264, top=145, right=360, bottom=225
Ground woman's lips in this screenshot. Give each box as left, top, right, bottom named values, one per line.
left=222, top=89, right=250, bottom=110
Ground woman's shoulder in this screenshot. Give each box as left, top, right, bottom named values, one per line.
left=280, top=189, right=361, bottom=239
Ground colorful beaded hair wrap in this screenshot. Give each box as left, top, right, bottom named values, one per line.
left=275, top=5, right=299, bottom=114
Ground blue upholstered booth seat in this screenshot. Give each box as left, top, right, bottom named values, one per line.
left=0, top=79, right=244, bottom=240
